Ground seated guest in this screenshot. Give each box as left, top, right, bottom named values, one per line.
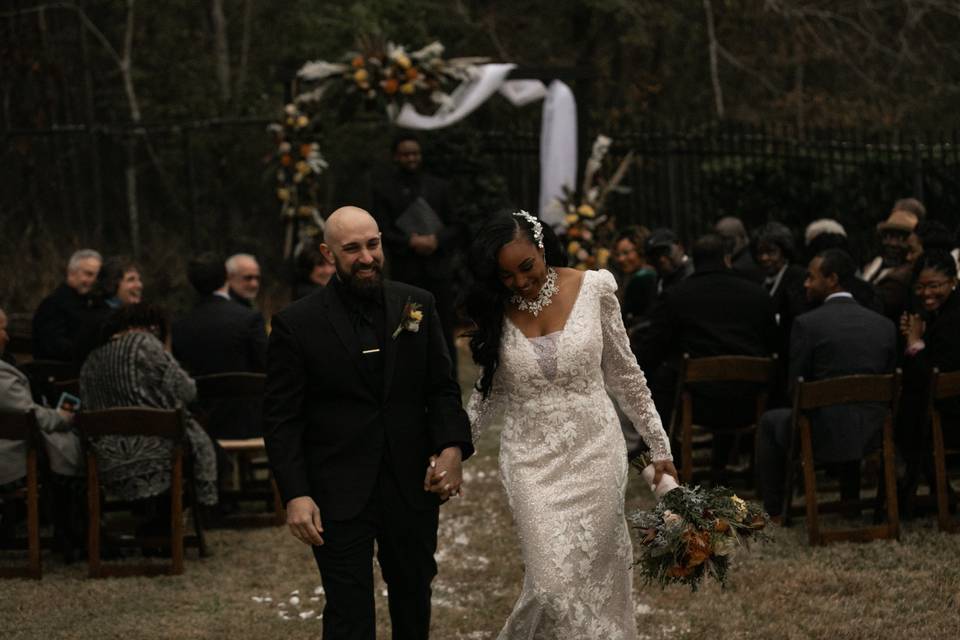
left=173, top=253, right=267, bottom=439
left=613, top=225, right=657, bottom=325
left=753, top=222, right=806, bottom=331
left=74, top=256, right=145, bottom=365
left=756, top=249, right=897, bottom=516
left=292, top=240, right=336, bottom=300
left=804, top=220, right=883, bottom=314
left=80, top=304, right=218, bottom=516
left=32, top=249, right=102, bottom=361
left=862, top=201, right=924, bottom=323
left=897, top=250, right=960, bottom=514
left=0, top=306, right=84, bottom=558
left=226, top=253, right=262, bottom=308
left=645, top=228, right=694, bottom=296
left=639, top=234, right=778, bottom=478
left=715, top=216, right=764, bottom=283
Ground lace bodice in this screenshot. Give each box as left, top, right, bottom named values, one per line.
left=467, top=269, right=671, bottom=461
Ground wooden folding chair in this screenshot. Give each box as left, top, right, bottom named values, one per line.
left=0, top=411, right=42, bottom=579
left=19, top=360, right=78, bottom=405
left=782, top=373, right=901, bottom=545
left=928, top=369, right=960, bottom=533
left=671, top=354, right=777, bottom=484
left=79, top=407, right=205, bottom=577
left=194, top=372, right=282, bottom=526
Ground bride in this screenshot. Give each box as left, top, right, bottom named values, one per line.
left=463, top=211, right=677, bottom=639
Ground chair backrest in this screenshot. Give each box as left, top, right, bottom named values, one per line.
left=0, top=411, right=39, bottom=442
left=194, top=372, right=266, bottom=399
left=20, top=359, right=78, bottom=384
left=6, top=312, right=32, bottom=356
left=77, top=407, right=184, bottom=439
left=932, top=369, right=960, bottom=401
left=794, top=372, right=901, bottom=411
left=682, top=354, right=777, bottom=384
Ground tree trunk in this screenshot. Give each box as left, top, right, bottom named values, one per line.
left=210, top=0, right=231, bottom=107
left=703, top=0, right=725, bottom=119
left=121, top=0, right=141, bottom=258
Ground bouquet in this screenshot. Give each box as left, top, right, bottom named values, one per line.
left=629, top=457, right=771, bottom=592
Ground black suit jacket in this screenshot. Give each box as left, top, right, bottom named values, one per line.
left=173, top=295, right=266, bottom=376
left=31, top=283, right=94, bottom=361
left=640, top=268, right=779, bottom=372
left=173, top=295, right=267, bottom=439
left=789, top=296, right=897, bottom=461
left=263, top=281, right=472, bottom=521
left=370, top=169, right=461, bottom=284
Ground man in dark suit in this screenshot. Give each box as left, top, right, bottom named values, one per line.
left=756, top=249, right=897, bottom=516
left=32, top=249, right=102, bottom=361
left=370, top=133, right=462, bottom=369
left=264, top=206, right=472, bottom=640
left=639, top=234, right=779, bottom=477
left=172, top=252, right=267, bottom=439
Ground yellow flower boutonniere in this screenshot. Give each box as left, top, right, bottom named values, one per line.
left=392, top=298, right=424, bottom=339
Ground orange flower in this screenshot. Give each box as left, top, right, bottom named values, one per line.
left=682, top=529, right=712, bottom=568
left=381, top=78, right=399, bottom=95
left=351, top=55, right=364, bottom=68
left=299, top=144, right=312, bottom=158
left=280, top=154, right=292, bottom=167
left=354, top=69, right=369, bottom=84
left=405, top=67, right=419, bottom=81
left=666, top=565, right=694, bottom=578
left=715, top=518, right=730, bottom=533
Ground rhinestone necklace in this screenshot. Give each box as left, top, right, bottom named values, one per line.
left=510, top=268, right=559, bottom=317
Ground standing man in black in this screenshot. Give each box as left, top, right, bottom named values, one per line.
left=263, top=206, right=472, bottom=640
left=371, top=133, right=462, bottom=370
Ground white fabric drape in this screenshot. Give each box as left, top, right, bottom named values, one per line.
left=393, top=64, right=577, bottom=226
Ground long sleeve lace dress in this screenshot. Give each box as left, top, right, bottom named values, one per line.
left=468, top=269, right=672, bottom=640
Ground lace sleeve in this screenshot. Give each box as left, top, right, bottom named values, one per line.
left=465, top=375, right=505, bottom=447
left=596, top=270, right=673, bottom=461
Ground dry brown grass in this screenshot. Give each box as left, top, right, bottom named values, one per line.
left=3, top=355, right=960, bottom=639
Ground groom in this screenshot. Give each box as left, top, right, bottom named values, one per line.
left=263, top=206, right=473, bottom=640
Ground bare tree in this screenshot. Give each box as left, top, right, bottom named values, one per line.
left=210, top=0, right=231, bottom=107
left=703, top=0, right=724, bottom=119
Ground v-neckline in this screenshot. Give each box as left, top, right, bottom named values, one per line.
left=505, top=271, right=588, bottom=341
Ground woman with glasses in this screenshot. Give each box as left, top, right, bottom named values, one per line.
left=898, top=249, right=960, bottom=516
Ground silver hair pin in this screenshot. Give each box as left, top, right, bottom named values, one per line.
left=512, top=210, right=544, bottom=249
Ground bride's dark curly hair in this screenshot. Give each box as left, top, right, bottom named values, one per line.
left=465, top=211, right=566, bottom=398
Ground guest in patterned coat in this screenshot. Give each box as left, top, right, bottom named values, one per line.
left=79, top=304, right=218, bottom=522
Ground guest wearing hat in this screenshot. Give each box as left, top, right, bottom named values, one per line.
left=862, top=202, right=924, bottom=323
left=645, top=228, right=693, bottom=296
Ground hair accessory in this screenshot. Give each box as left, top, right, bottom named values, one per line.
left=513, top=210, right=544, bottom=250
left=510, top=267, right=559, bottom=317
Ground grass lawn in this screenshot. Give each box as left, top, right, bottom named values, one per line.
left=2, top=353, right=959, bottom=639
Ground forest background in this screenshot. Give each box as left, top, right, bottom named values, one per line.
left=4, top=0, right=960, bottom=316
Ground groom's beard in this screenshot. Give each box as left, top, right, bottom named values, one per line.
left=335, top=255, right=384, bottom=301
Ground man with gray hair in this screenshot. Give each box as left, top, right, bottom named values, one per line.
left=225, top=253, right=262, bottom=308
left=715, top=216, right=764, bottom=283
left=32, top=249, right=102, bottom=361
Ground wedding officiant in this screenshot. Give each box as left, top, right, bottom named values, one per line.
left=371, top=133, right=463, bottom=368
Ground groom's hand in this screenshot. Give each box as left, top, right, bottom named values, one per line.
left=652, top=460, right=679, bottom=488
left=286, top=496, right=324, bottom=546
left=427, top=447, right=463, bottom=500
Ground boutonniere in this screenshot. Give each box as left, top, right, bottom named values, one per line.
left=392, top=297, right=424, bottom=339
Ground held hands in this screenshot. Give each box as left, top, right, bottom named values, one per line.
left=409, top=233, right=438, bottom=256
left=652, top=459, right=679, bottom=488
left=286, top=496, right=324, bottom=546
left=423, top=446, right=463, bottom=501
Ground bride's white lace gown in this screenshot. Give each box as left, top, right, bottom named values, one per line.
left=468, top=269, right=673, bottom=640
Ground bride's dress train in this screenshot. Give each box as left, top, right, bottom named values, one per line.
left=469, top=269, right=672, bottom=640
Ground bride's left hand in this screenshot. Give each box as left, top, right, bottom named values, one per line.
left=653, top=460, right=679, bottom=487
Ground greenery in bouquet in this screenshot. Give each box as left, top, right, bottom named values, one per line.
left=296, top=37, right=487, bottom=119
left=557, top=135, right=635, bottom=271
left=266, top=102, right=328, bottom=256
left=629, top=463, right=771, bottom=592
